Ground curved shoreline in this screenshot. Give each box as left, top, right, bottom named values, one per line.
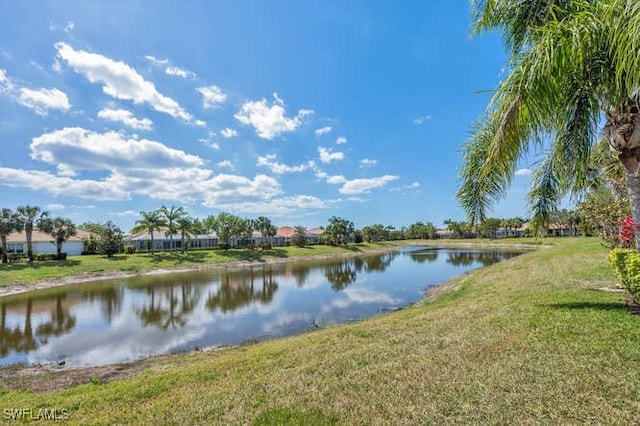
left=0, top=241, right=540, bottom=390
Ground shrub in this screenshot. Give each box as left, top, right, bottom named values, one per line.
left=608, top=248, right=640, bottom=303
left=124, top=245, right=135, bottom=254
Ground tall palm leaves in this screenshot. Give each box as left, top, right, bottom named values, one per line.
left=16, top=205, right=48, bottom=262
left=39, top=217, right=77, bottom=259
left=459, top=0, right=640, bottom=244
left=160, top=205, right=186, bottom=253
left=131, top=210, right=167, bottom=255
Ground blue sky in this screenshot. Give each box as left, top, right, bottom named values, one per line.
left=0, top=0, right=535, bottom=231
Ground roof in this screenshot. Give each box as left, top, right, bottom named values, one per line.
left=6, top=228, right=92, bottom=243
left=276, top=226, right=323, bottom=238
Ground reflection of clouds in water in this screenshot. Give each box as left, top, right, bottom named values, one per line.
left=259, top=311, right=313, bottom=335
left=321, top=287, right=399, bottom=313
left=27, top=292, right=217, bottom=366
left=2, top=248, right=515, bottom=367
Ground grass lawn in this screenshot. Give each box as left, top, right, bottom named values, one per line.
left=1, top=237, right=639, bottom=424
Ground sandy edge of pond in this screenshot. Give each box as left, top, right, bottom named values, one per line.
left=0, top=242, right=538, bottom=392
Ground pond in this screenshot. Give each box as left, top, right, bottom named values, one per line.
left=0, top=246, right=523, bottom=367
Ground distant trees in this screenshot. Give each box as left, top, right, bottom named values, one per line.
left=291, top=226, right=308, bottom=247
left=204, top=212, right=245, bottom=249
left=254, top=216, right=277, bottom=248
left=361, top=224, right=385, bottom=243
left=0, top=208, right=21, bottom=263
left=406, top=221, right=437, bottom=240
left=324, top=216, right=355, bottom=246
left=80, top=221, right=124, bottom=257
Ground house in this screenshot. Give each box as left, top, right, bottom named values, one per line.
left=125, top=226, right=325, bottom=251
left=125, top=227, right=220, bottom=251
left=274, top=226, right=323, bottom=246
left=5, top=228, right=92, bottom=256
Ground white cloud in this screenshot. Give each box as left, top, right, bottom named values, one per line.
left=235, top=94, right=313, bottom=140
left=216, top=160, right=234, bottom=170
left=315, top=126, right=332, bottom=136
left=111, top=210, right=139, bottom=217
left=144, top=55, right=169, bottom=66
left=56, top=42, right=192, bottom=122
left=327, top=175, right=347, bottom=184
left=145, top=55, right=196, bottom=78
left=46, top=203, right=65, bottom=210
left=0, top=127, right=285, bottom=206
left=223, top=195, right=335, bottom=217
left=336, top=136, right=347, bottom=145
left=198, top=131, right=220, bottom=150
left=359, top=159, right=377, bottom=167
left=318, top=146, right=344, bottom=163
left=30, top=127, right=203, bottom=176
left=257, top=154, right=309, bottom=175
left=413, top=115, right=432, bottom=125
left=18, top=87, right=70, bottom=115
left=197, top=85, right=227, bottom=108
left=220, top=127, right=237, bottom=138
left=98, top=108, right=153, bottom=130
left=166, top=66, right=194, bottom=78
left=338, top=175, right=399, bottom=195
left=0, top=167, right=129, bottom=200
left=515, top=168, right=532, bottom=176
left=390, top=182, right=421, bottom=192
left=0, top=69, right=7, bottom=83
left=49, top=21, right=74, bottom=33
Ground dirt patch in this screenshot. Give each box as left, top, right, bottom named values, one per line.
left=0, top=345, right=234, bottom=393
left=0, top=359, right=149, bottom=393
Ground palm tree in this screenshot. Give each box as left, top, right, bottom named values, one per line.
left=16, top=205, right=48, bottom=262
left=39, top=217, right=77, bottom=259
left=254, top=216, right=276, bottom=247
left=159, top=205, right=186, bottom=253
left=0, top=208, right=21, bottom=264
left=175, top=217, right=194, bottom=253
left=458, top=1, right=640, bottom=246
left=131, top=210, right=166, bottom=254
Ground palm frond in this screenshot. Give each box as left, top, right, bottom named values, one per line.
left=527, top=153, right=560, bottom=235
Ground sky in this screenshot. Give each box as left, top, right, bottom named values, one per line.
left=0, top=0, right=536, bottom=232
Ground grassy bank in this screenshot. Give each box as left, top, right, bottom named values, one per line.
left=0, top=241, right=402, bottom=287
left=1, top=237, right=639, bottom=424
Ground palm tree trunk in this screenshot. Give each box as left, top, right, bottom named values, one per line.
left=1, top=236, right=7, bottom=264
left=26, top=226, right=34, bottom=262
left=619, top=151, right=640, bottom=249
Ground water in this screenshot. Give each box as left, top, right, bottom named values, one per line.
left=0, top=246, right=522, bottom=367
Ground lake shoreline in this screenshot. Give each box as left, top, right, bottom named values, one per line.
left=0, top=245, right=406, bottom=299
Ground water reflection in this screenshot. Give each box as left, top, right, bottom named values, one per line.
left=0, top=246, right=523, bottom=367
left=206, top=269, right=278, bottom=313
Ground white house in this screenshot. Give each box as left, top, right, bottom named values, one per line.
left=6, top=229, right=92, bottom=256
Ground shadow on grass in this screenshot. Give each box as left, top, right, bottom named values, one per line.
left=147, top=251, right=210, bottom=264
left=544, top=302, right=626, bottom=312
left=0, top=259, right=82, bottom=271
left=217, top=248, right=289, bottom=262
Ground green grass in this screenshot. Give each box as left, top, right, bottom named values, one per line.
left=0, top=241, right=401, bottom=287
left=1, top=237, right=639, bottom=424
